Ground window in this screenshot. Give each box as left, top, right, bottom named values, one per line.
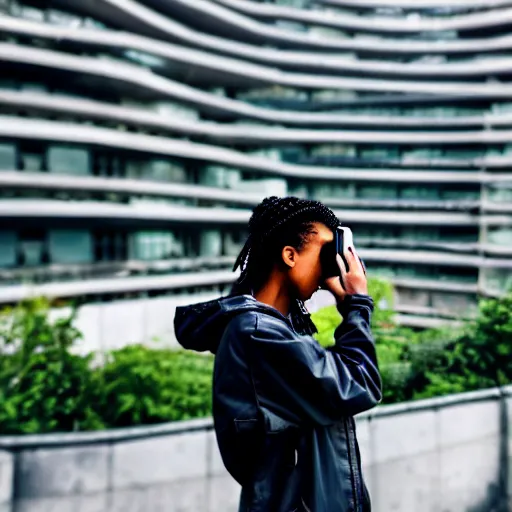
left=48, top=230, right=93, bottom=264
left=94, top=231, right=127, bottom=262
left=18, top=229, right=47, bottom=266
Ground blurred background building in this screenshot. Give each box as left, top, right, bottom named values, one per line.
left=0, top=0, right=511, bottom=345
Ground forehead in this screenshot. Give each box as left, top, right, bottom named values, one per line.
left=310, top=222, right=334, bottom=244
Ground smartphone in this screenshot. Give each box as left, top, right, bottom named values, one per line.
left=321, top=227, right=364, bottom=279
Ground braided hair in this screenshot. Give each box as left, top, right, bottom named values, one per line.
left=232, top=196, right=340, bottom=336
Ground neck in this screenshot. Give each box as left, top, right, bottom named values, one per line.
left=254, top=273, right=292, bottom=317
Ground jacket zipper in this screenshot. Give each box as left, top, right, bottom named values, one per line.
left=301, top=497, right=312, bottom=512
left=343, top=417, right=361, bottom=512
left=350, top=417, right=364, bottom=511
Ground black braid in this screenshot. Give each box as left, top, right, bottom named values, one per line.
left=231, top=196, right=340, bottom=336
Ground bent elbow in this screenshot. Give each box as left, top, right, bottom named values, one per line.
left=350, top=378, right=383, bottom=416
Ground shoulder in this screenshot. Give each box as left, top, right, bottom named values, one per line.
left=225, top=311, right=296, bottom=340
left=224, top=311, right=258, bottom=337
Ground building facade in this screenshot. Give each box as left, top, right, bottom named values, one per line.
left=0, top=0, right=511, bottom=331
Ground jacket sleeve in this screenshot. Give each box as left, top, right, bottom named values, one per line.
left=248, top=295, right=382, bottom=426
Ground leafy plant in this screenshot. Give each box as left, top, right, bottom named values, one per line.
left=313, top=277, right=396, bottom=348
left=0, top=298, right=104, bottom=434
left=312, top=280, right=512, bottom=405
left=0, top=288, right=510, bottom=434
left=98, top=345, right=213, bottom=428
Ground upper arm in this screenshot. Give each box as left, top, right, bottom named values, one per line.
left=247, top=304, right=382, bottom=426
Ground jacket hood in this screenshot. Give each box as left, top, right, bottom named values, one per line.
left=174, top=295, right=287, bottom=354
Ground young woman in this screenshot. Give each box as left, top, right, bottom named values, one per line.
left=175, top=196, right=382, bottom=512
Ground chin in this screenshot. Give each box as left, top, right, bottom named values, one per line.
left=303, top=289, right=317, bottom=302
left=296, top=291, right=310, bottom=303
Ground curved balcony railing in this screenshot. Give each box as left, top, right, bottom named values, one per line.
left=0, top=249, right=507, bottom=304
left=2, top=197, right=511, bottom=234
left=50, top=0, right=512, bottom=58
left=4, top=89, right=512, bottom=132
left=4, top=115, right=512, bottom=180
left=4, top=171, right=511, bottom=215
left=317, top=0, right=512, bottom=10
left=4, top=35, right=512, bottom=107
left=6, top=16, right=512, bottom=80
left=4, top=89, right=512, bottom=145
left=206, top=0, right=512, bottom=35
left=9, top=43, right=511, bottom=130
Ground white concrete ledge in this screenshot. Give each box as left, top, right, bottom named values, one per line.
left=213, top=0, right=512, bottom=34
left=5, top=88, right=512, bottom=131
left=3, top=117, right=512, bottom=182
left=0, top=172, right=489, bottom=213
left=394, top=313, right=464, bottom=329
left=54, top=0, right=512, bottom=58
left=360, top=387, right=505, bottom=420
left=5, top=89, right=512, bottom=143
left=0, top=269, right=237, bottom=303
left=5, top=38, right=512, bottom=103
left=0, top=386, right=508, bottom=510
left=0, top=248, right=509, bottom=304
left=4, top=171, right=509, bottom=214
left=0, top=199, right=252, bottom=223
left=0, top=171, right=264, bottom=206
left=4, top=16, right=512, bottom=81
left=0, top=418, right=215, bottom=450
left=134, top=0, right=512, bottom=38
left=0, top=198, right=494, bottom=226
left=392, top=278, right=478, bottom=294
left=320, top=0, right=512, bottom=9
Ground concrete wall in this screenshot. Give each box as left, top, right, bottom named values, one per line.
left=0, top=387, right=510, bottom=512
left=54, top=288, right=456, bottom=356
left=52, top=290, right=329, bottom=355
left=50, top=292, right=220, bottom=355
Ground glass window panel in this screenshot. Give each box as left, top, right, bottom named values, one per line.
left=442, top=188, right=479, bottom=200
left=47, top=146, right=90, bottom=175
left=400, top=186, right=439, bottom=200
left=431, top=293, right=477, bottom=316
left=401, top=228, right=438, bottom=241
left=483, top=269, right=512, bottom=294
left=359, top=185, right=397, bottom=199
left=488, top=228, right=512, bottom=246
left=130, top=231, right=180, bottom=261
left=0, top=231, right=17, bottom=267
left=48, top=230, right=93, bottom=264
left=487, top=188, right=512, bottom=203
left=200, top=230, right=222, bottom=258
left=0, top=143, right=16, bottom=170
left=21, top=153, right=43, bottom=172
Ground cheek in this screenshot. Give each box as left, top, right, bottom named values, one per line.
left=292, top=255, right=322, bottom=288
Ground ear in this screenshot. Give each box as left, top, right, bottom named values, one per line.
left=281, top=246, right=297, bottom=269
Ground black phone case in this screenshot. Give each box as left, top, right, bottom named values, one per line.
left=320, top=228, right=344, bottom=279
left=337, top=228, right=350, bottom=273
left=320, top=228, right=366, bottom=282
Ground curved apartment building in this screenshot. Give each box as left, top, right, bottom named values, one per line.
left=0, top=0, right=511, bottom=332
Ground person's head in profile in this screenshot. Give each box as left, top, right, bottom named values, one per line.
left=230, top=195, right=368, bottom=333
left=175, top=196, right=381, bottom=512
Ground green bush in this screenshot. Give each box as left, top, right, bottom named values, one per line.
left=311, top=279, right=512, bottom=405
left=0, top=299, right=213, bottom=434
left=0, top=299, right=104, bottom=434
left=98, top=345, right=213, bottom=428
left=313, top=277, right=396, bottom=348
left=0, top=286, right=510, bottom=434
left=412, top=293, right=512, bottom=399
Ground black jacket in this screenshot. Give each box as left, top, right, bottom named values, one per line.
left=174, top=294, right=382, bottom=512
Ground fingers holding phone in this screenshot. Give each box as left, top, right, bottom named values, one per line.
left=339, top=248, right=368, bottom=296
left=323, top=227, right=367, bottom=300
left=335, top=226, right=367, bottom=295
